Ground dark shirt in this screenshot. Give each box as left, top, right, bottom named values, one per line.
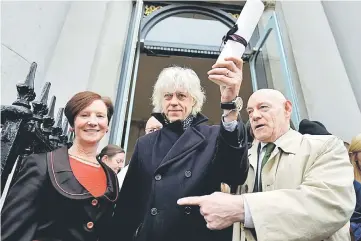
left=351, top=180, right=361, bottom=241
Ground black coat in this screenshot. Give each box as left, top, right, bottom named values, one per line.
left=113, top=113, right=249, bottom=241
left=1, top=147, right=119, bottom=241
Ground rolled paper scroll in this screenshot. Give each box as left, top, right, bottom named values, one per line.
left=218, top=0, right=265, bottom=62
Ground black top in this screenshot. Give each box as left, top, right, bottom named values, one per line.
left=1, top=146, right=119, bottom=241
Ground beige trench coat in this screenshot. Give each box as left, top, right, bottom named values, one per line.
left=241, top=129, right=355, bottom=241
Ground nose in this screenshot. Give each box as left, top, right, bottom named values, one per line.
left=87, top=115, right=98, bottom=126
left=251, top=109, right=261, bottom=121
left=170, top=95, right=178, bottom=106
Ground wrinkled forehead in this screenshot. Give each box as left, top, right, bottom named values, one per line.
left=161, top=85, right=189, bottom=94
left=247, top=91, right=284, bottom=108
left=247, top=93, right=269, bottom=107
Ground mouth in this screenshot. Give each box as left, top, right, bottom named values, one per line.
left=254, top=124, right=265, bottom=130
left=84, top=129, right=100, bottom=133
left=168, top=110, right=182, bottom=114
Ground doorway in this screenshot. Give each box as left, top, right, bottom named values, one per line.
left=123, top=53, right=253, bottom=159
left=110, top=1, right=302, bottom=159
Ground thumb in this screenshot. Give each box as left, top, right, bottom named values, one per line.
left=177, top=196, right=204, bottom=206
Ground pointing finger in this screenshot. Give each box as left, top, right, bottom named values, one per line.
left=177, top=196, right=205, bottom=206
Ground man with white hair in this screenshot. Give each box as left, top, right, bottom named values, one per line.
left=114, top=57, right=249, bottom=241
left=118, top=116, right=163, bottom=188
left=178, top=89, right=355, bottom=241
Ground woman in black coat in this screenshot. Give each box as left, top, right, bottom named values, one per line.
left=1, top=91, right=119, bottom=241
left=114, top=57, right=249, bottom=241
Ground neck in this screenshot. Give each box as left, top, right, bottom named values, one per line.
left=68, top=138, right=98, bottom=161
left=273, top=126, right=291, bottom=142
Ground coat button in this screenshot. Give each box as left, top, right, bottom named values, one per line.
left=91, top=199, right=98, bottom=206
left=155, top=174, right=162, bottom=181
left=184, top=206, right=192, bottom=215
left=185, top=170, right=192, bottom=178
left=150, top=208, right=158, bottom=216
left=86, top=221, right=94, bottom=229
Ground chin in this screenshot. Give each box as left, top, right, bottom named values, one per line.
left=254, top=135, right=267, bottom=142
left=81, top=138, right=100, bottom=145
left=167, top=116, right=182, bottom=122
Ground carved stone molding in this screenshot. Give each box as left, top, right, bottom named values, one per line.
left=144, top=5, right=162, bottom=17
left=263, top=0, right=276, bottom=10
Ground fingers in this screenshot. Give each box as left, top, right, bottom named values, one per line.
left=208, top=75, right=236, bottom=87
left=200, top=206, right=205, bottom=216
left=212, top=57, right=243, bottom=73
left=211, top=60, right=238, bottom=74
left=207, top=67, right=230, bottom=77
left=225, top=56, right=243, bottom=70
left=177, top=196, right=205, bottom=206
left=208, top=57, right=243, bottom=87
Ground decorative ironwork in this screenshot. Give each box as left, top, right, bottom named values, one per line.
left=229, top=13, right=239, bottom=19
left=12, top=62, right=36, bottom=109
left=144, top=5, right=162, bottom=17
left=1, top=62, right=72, bottom=195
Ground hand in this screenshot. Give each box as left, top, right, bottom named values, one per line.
left=177, top=192, right=245, bottom=230
left=207, top=57, right=243, bottom=103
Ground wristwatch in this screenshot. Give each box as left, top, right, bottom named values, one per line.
left=220, top=97, right=243, bottom=111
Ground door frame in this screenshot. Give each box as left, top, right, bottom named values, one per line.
left=249, top=12, right=301, bottom=128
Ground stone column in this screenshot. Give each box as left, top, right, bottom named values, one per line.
left=278, top=0, right=361, bottom=141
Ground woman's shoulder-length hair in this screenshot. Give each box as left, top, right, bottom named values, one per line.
left=64, top=91, right=114, bottom=127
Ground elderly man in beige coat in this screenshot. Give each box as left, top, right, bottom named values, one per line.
left=178, top=89, right=355, bottom=241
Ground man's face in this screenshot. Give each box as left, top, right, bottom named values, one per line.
left=145, top=117, right=163, bottom=134
left=246, top=91, right=292, bottom=143
left=161, top=90, right=194, bottom=122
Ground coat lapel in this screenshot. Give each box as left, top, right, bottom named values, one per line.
left=47, top=146, right=118, bottom=201
left=261, top=129, right=302, bottom=168
left=156, top=126, right=206, bottom=171
left=262, top=129, right=302, bottom=189
left=248, top=141, right=259, bottom=170
left=48, top=147, right=93, bottom=199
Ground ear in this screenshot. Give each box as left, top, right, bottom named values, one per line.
left=192, top=98, right=196, bottom=107
left=101, top=155, right=108, bottom=163
left=284, top=100, right=292, bottom=118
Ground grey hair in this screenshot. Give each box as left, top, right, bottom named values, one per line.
left=151, top=66, right=206, bottom=116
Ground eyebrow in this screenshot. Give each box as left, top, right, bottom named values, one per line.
left=259, top=101, right=271, bottom=106
left=246, top=102, right=272, bottom=110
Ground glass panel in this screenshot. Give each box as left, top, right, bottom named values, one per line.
left=250, top=13, right=301, bottom=127
left=255, top=28, right=285, bottom=93
left=145, top=13, right=229, bottom=49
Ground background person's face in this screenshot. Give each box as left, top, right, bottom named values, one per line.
left=145, top=117, right=163, bottom=134
left=161, top=90, right=194, bottom=122
left=73, top=100, right=108, bottom=144
left=102, top=152, right=125, bottom=173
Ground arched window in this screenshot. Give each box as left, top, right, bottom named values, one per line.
left=140, top=2, right=244, bottom=58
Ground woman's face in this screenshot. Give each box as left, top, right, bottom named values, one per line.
left=102, top=153, right=125, bottom=173
left=161, top=89, right=194, bottom=122
left=357, top=152, right=361, bottom=163
left=73, top=100, right=108, bottom=145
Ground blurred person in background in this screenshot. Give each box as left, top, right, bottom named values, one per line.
left=349, top=133, right=361, bottom=241
left=98, top=144, right=125, bottom=174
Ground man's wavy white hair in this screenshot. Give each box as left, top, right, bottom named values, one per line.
left=152, top=66, right=206, bottom=116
